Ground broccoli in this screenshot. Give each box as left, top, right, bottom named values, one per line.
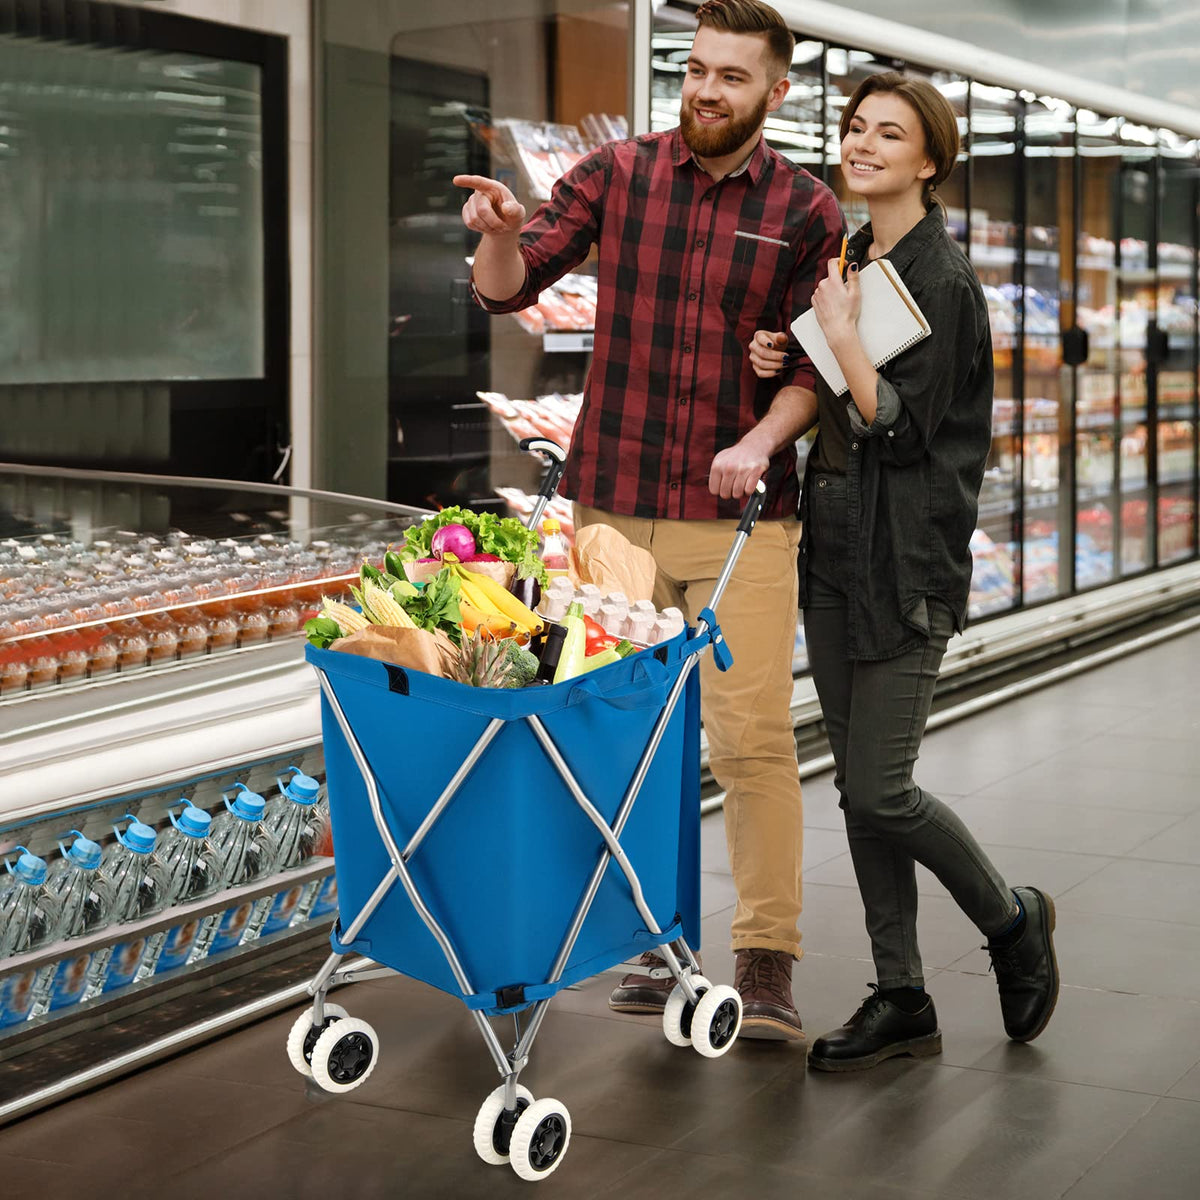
left=504, top=639, right=540, bottom=687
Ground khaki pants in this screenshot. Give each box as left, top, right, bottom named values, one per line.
left=574, top=505, right=805, bottom=958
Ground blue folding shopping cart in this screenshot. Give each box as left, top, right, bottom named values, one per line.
left=286, top=443, right=766, bottom=1182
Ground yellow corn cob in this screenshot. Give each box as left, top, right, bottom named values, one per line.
left=363, top=582, right=417, bottom=628
left=463, top=570, right=543, bottom=633
left=321, top=599, right=370, bottom=635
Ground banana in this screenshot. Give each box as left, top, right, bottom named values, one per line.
left=462, top=570, right=543, bottom=633
left=456, top=575, right=501, bottom=618
left=459, top=599, right=516, bottom=639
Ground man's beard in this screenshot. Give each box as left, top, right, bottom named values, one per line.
left=680, top=90, right=770, bottom=159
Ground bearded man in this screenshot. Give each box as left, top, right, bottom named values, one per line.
left=454, top=0, right=843, bottom=1041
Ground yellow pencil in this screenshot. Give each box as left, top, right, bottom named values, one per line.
left=837, top=234, right=848, bottom=279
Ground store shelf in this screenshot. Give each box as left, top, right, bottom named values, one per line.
left=543, top=329, right=595, bottom=352
left=972, top=246, right=1060, bottom=268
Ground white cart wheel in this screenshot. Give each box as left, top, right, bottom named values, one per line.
left=690, top=984, right=742, bottom=1058
left=661, top=974, right=712, bottom=1047
left=472, top=1083, right=535, bottom=1165
left=509, top=1097, right=572, bottom=1182
left=285, top=1003, right=348, bottom=1077
left=309, top=1016, right=379, bottom=1093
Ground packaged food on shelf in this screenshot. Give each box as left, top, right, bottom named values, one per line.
left=512, top=273, right=597, bottom=336
left=0, top=531, right=386, bottom=696
left=477, top=391, right=582, bottom=450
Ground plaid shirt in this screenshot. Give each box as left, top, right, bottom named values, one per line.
left=472, top=127, right=844, bottom=520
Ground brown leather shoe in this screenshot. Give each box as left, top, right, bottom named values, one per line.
left=608, top=949, right=700, bottom=1014
left=735, top=948, right=804, bottom=1041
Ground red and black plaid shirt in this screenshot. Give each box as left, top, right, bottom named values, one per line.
left=472, top=127, right=844, bottom=520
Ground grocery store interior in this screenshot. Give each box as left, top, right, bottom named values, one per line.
left=2, top=0, right=1200, bottom=1196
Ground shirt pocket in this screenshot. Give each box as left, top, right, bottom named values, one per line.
left=718, top=229, right=792, bottom=333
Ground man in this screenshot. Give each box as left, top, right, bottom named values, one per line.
left=455, top=0, right=842, bottom=1042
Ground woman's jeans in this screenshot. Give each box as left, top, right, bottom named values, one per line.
left=803, top=473, right=1017, bottom=989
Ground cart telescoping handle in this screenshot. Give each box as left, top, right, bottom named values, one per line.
left=699, top=479, right=768, bottom=626
left=518, top=437, right=567, bottom=532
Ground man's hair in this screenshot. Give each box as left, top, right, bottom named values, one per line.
left=694, top=0, right=795, bottom=82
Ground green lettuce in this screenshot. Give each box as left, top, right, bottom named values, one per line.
left=399, top=506, right=547, bottom=586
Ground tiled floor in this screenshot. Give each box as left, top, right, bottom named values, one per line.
left=3, top=629, right=1200, bottom=1199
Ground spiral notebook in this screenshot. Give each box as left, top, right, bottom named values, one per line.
left=791, top=259, right=930, bottom=396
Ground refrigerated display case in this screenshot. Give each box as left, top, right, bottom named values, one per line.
left=0, top=468, right=427, bottom=1102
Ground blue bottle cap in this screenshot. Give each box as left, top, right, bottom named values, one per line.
left=115, top=815, right=158, bottom=854
left=7, top=846, right=48, bottom=886
left=280, top=767, right=319, bottom=805
left=169, top=801, right=212, bottom=838
left=226, top=783, right=266, bottom=822
left=62, top=830, right=103, bottom=870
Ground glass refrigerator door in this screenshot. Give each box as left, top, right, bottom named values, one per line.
left=1156, top=131, right=1199, bottom=565
left=1115, top=122, right=1158, bottom=575
left=1023, top=96, right=1074, bottom=603
left=1075, top=111, right=1121, bottom=589
left=968, top=82, right=1021, bottom=616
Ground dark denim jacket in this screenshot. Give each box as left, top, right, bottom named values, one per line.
left=796, top=207, right=994, bottom=660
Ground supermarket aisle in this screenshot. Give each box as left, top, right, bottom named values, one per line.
left=2, top=630, right=1199, bottom=1200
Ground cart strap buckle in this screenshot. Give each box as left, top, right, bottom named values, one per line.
left=495, top=984, right=527, bottom=1009
left=696, top=607, right=733, bottom=672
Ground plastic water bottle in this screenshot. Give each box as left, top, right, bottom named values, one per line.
left=85, top=816, right=169, bottom=996
left=138, top=800, right=222, bottom=977
left=294, top=789, right=337, bottom=923
left=31, top=832, right=114, bottom=1015
left=0, top=848, right=62, bottom=1027
left=242, top=767, right=327, bottom=943
left=188, top=784, right=279, bottom=962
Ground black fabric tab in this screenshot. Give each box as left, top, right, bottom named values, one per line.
left=385, top=665, right=409, bottom=695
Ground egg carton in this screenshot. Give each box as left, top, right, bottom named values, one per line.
left=536, top=578, right=686, bottom=645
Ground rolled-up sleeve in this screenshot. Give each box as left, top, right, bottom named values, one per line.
left=847, top=379, right=903, bottom=436
left=470, top=145, right=611, bottom=314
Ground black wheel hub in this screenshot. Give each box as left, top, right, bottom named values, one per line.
left=492, top=1097, right=530, bottom=1156
left=327, top=1032, right=374, bottom=1083
left=527, top=1113, right=567, bottom=1171
left=708, top=998, right=739, bottom=1049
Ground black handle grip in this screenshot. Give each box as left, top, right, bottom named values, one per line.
left=519, top=437, right=568, bottom=500
left=737, top=480, right=767, bottom=536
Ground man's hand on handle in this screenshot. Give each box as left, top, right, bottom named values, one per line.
left=748, top=330, right=789, bottom=378
left=709, top=435, right=770, bottom=501
left=453, top=174, right=526, bottom=236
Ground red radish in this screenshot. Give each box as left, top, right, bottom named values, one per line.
left=464, top=553, right=502, bottom=562
left=430, top=523, right=477, bottom=561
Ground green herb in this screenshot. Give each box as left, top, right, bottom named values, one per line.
left=303, top=616, right=343, bottom=650
left=403, top=568, right=463, bottom=643
left=400, top=506, right=547, bottom=587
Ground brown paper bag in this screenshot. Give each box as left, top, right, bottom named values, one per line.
left=332, top=626, right=465, bottom=681
left=571, top=524, right=657, bottom=602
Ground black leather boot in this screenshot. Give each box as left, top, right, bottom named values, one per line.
left=987, top=886, right=1059, bottom=1042
left=808, top=984, right=942, bottom=1072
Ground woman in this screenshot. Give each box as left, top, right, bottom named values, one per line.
left=749, top=73, right=1058, bottom=1071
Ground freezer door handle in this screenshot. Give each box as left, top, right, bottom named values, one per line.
left=1062, top=325, right=1089, bottom=367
